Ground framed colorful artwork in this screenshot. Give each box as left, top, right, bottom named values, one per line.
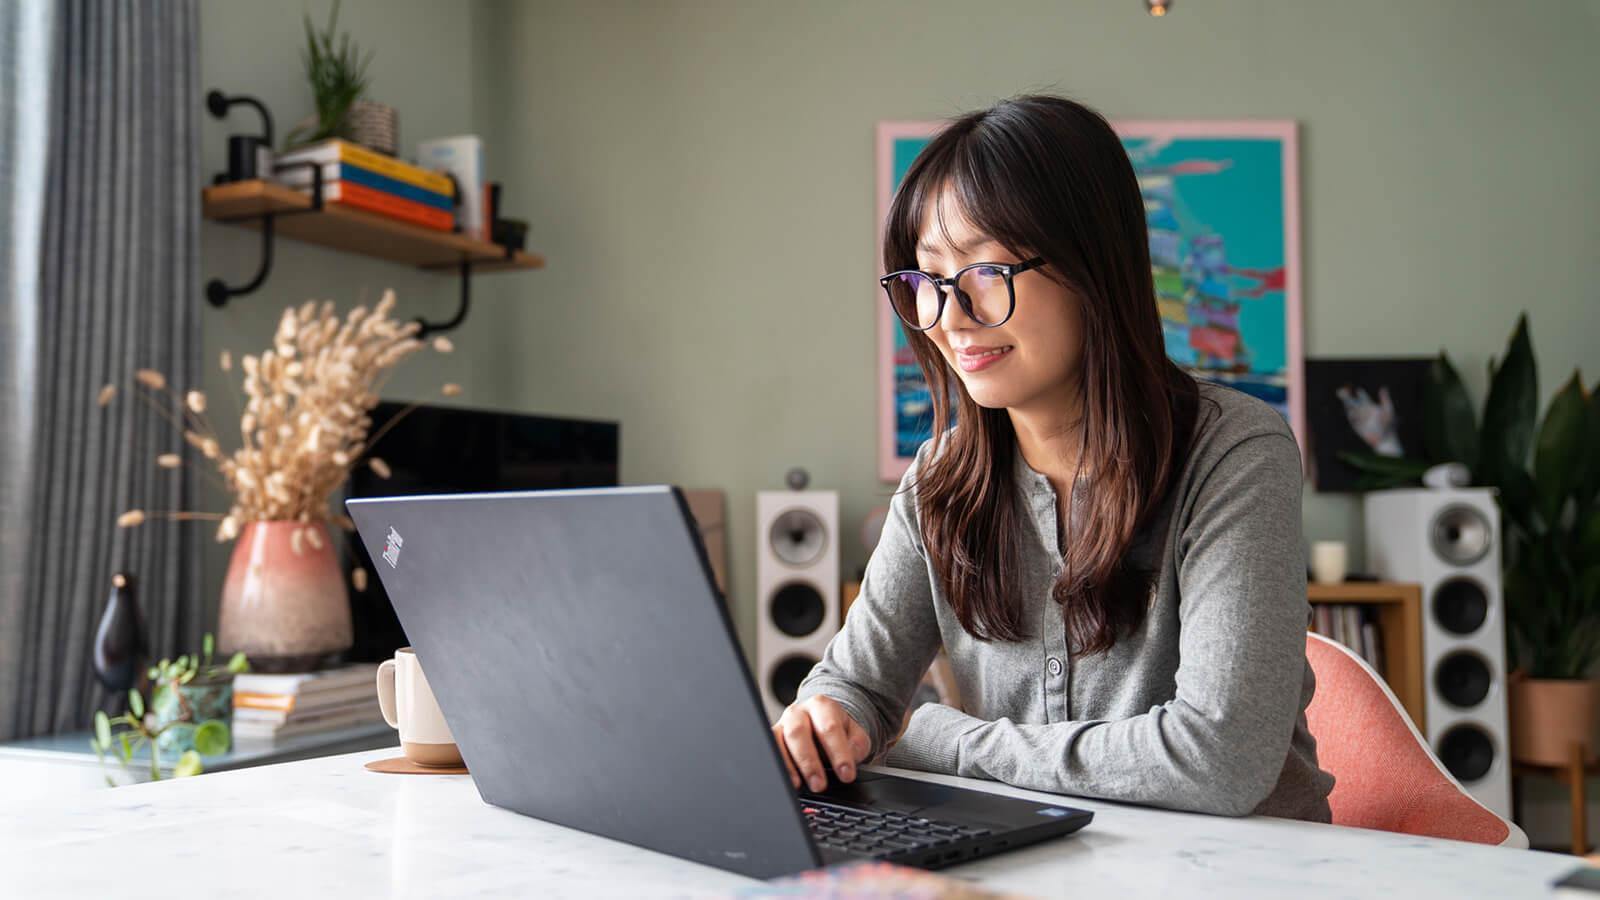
left=874, top=119, right=1304, bottom=482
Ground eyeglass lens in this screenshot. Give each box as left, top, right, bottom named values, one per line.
left=885, top=266, right=1012, bottom=330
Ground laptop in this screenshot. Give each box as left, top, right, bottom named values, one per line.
left=346, top=486, right=1093, bottom=879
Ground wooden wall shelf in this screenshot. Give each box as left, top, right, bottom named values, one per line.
left=200, top=178, right=542, bottom=336
left=1308, top=581, right=1425, bottom=730
left=202, top=180, right=544, bottom=271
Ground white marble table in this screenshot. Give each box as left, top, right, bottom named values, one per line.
left=0, top=747, right=1581, bottom=898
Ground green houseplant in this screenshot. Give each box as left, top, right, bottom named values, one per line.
left=1343, top=313, right=1600, bottom=764
left=282, top=0, right=372, bottom=150
left=90, top=633, right=250, bottom=784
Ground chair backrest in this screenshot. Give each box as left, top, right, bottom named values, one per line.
left=1304, top=632, right=1527, bottom=848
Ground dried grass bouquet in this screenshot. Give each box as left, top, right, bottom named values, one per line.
left=105, top=289, right=460, bottom=555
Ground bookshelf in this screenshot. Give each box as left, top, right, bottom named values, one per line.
left=1308, top=582, right=1425, bottom=730
left=201, top=180, right=544, bottom=271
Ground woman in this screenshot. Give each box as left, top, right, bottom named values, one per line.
left=772, top=94, right=1335, bottom=821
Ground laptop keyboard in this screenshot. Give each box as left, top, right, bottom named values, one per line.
left=799, top=797, right=992, bottom=857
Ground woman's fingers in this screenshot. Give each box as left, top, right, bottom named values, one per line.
left=780, top=711, right=828, bottom=792
left=772, top=696, right=874, bottom=792
left=809, top=703, right=865, bottom=783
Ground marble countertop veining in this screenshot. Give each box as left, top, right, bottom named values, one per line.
left=0, top=747, right=1580, bottom=898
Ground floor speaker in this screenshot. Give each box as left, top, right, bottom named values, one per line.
left=756, top=490, right=839, bottom=722
left=1364, top=487, right=1512, bottom=819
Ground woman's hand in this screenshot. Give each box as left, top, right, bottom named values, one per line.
left=771, top=695, right=871, bottom=792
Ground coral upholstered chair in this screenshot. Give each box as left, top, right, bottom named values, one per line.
left=1304, top=632, right=1528, bottom=848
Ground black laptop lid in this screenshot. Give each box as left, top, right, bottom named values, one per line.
left=346, top=486, right=819, bottom=879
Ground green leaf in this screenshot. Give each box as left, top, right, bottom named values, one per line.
left=128, top=689, right=144, bottom=720
left=94, top=710, right=111, bottom=749
left=1533, top=372, right=1588, bottom=527
left=1423, top=352, right=1478, bottom=469
left=174, top=750, right=204, bottom=778
left=1577, top=380, right=1600, bottom=507
left=193, top=720, right=230, bottom=757
left=1478, top=313, right=1538, bottom=485
left=1337, top=450, right=1432, bottom=488
left=203, top=632, right=214, bottom=664
left=227, top=651, right=250, bottom=674
left=119, top=733, right=132, bottom=762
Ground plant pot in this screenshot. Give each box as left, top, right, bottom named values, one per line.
left=344, top=99, right=398, bottom=156
left=153, top=674, right=234, bottom=760
left=1508, top=673, right=1600, bottom=766
left=218, top=521, right=351, bottom=673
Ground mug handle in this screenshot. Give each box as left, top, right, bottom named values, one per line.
left=376, top=659, right=399, bottom=729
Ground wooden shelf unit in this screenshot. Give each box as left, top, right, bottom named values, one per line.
left=1308, top=581, right=1425, bottom=730
left=201, top=179, right=544, bottom=271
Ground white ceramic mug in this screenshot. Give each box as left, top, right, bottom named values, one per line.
left=1311, top=541, right=1349, bottom=585
left=376, top=647, right=462, bottom=767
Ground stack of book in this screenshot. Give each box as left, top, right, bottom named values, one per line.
left=1311, top=603, right=1386, bottom=675
left=273, top=139, right=456, bottom=232
left=232, top=662, right=385, bottom=742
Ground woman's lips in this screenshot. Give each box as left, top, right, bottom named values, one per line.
left=955, top=345, right=1014, bottom=372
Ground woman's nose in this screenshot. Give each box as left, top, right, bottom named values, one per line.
left=938, top=285, right=978, bottom=332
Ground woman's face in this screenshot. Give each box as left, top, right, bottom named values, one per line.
left=915, top=190, right=1084, bottom=413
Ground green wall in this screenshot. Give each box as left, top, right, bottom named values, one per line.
left=482, top=0, right=1599, bottom=655
left=198, top=0, right=1600, bottom=661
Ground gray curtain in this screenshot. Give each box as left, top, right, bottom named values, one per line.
left=0, top=0, right=203, bottom=741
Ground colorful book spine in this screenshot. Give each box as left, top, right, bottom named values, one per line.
left=331, top=181, right=454, bottom=231
left=276, top=138, right=455, bottom=196
left=278, top=161, right=454, bottom=211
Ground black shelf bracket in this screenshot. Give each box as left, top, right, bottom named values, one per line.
left=414, top=242, right=514, bottom=338
left=416, top=262, right=473, bottom=338
left=204, top=89, right=325, bottom=309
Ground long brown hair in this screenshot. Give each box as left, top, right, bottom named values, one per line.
left=884, top=94, right=1201, bottom=654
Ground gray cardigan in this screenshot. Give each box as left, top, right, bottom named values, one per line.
left=795, top=383, right=1335, bottom=821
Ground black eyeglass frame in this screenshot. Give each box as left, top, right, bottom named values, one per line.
left=878, top=256, right=1047, bottom=331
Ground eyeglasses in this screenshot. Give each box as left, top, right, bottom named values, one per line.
left=879, top=257, right=1046, bottom=331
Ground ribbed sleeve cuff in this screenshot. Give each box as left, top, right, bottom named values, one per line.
left=882, top=702, right=976, bottom=775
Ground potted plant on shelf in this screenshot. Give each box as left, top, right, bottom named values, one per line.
left=100, top=290, right=460, bottom=672
left=90, top=632, right=249, bottom=784
left=1343, top=313, right=1600, bottom=765
left=283, top=0, right=375, bottom=151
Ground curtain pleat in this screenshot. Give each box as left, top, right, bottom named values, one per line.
left=3, top=0, right=201, bottom=741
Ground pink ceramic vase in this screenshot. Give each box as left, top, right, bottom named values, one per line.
left=218, top=521, right=352, bottom=673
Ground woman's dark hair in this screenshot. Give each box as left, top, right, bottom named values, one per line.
left=884, top=94, right=1201, bottom=654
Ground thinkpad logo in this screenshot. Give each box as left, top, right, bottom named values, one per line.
left=383, top=526, right=404, bottom=568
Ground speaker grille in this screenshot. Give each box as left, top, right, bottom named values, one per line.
left=769, top=508, right=827, bottom=566
left=769, top=654, right=819, bottom=708
left=1431, top=576, right=1489, bottom=635
left=1430, top=503, right=1492, bottom=567
left=1437, top=723, right=1496, bottom=783
left=770, top=581, right=826, bottom=637
left=1434, top=650, right=1493, bottom=708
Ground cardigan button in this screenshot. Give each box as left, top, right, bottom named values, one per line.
left=1047, top=656, right=1063, bottom=677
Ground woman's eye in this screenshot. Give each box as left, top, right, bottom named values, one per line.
left=972, top=266, right=1004, bottom=281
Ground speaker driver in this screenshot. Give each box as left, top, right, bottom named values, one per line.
left=1436, top=723, right=1496, bottom=782
left=770, top=508, right=827, bottom=566
left=769, top=654, right=820, bottom=708
left=1430, top=503, right=1492, bottom=566
left=770, top=581, right=826, bottom=637
left=1432, top=576, right=1489, bottom=635
left=1434, top=650, right=1492, bottom=708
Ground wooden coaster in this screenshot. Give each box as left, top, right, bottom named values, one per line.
left=364, top=755, right=470, bottom=775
